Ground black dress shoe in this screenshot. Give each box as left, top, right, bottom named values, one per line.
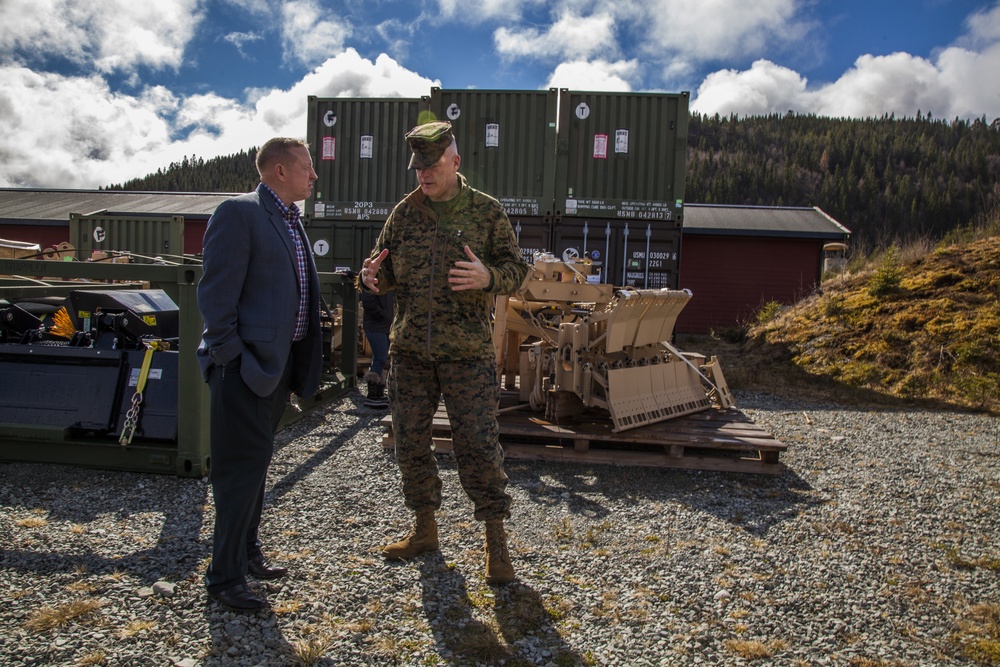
left=247, top=553, right=288, bottom=580
left=209, top=583, right=268, bottom=612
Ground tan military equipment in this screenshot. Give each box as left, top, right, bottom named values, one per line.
left=498, top=252, right=733, bottom=432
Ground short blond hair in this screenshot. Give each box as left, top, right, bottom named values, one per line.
left=256, top=137, right=309, bottom=176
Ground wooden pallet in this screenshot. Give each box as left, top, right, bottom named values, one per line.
left=379, top=397, right=787, bottom=475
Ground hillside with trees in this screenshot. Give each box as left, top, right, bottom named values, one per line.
left=104, top=148, right=259, bottom=194
left=686, top=112, right=1000, bottom=253
left=105, top=113, right=1000, bottom=252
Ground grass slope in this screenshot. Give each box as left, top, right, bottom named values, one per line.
left=680, top=237, right=1000, bottom=414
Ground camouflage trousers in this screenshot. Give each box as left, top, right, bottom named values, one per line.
left=387, top=355, right=511, bottom=521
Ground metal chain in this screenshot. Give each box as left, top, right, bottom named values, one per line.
left=119, top=392, right=144, bottom=445
left=119, top=340, right=161, bottom=446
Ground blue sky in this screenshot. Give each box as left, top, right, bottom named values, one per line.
left=1, top=0, right=998, bottom=189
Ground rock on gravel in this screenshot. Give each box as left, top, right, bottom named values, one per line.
left=1, top=390, right=998, bottom=666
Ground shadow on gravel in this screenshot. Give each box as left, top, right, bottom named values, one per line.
left=506, top=460, right=821, bottom=537
left=267, top=394, right=377, bottom=503
left=0, top=466, right=209, bottom=585
left=201, top=594, right=303, bottom=666
left=417, top=555, right=584, bottom=665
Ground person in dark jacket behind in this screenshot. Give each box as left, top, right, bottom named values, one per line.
left=360, top=289, right=393, bottom=408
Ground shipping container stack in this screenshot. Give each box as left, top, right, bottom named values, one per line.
left=305, top=90, right=690, bottom=292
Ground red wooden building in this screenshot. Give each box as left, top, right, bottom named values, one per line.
left=677, top=204, right=850, bottom=333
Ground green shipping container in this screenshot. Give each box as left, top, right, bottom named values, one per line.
left=429, top=88, right=558, bottom=218
left=555, top=90, right=689, bottom=224
left=306, top=96, right=430, bottom=222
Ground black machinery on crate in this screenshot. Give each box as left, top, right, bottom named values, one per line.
left=0, top=255, right=357, bottom=477
left=0, top=289, right=182, bottom=446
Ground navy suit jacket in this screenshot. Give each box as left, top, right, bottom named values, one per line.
left=197, top=183, right=322, bottom=398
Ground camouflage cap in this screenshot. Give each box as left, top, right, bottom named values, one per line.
left=405, top=121, right=454, bottom=169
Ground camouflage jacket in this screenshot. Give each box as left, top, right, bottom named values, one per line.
left=365, top=174, right=529, bottom=361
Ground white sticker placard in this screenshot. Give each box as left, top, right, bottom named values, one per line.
left=485, top=123, right=499, bottom=147
left=313, top=239, right=330, bottom=257
left=323, top=111, right=337, bottom=127
left=93, top=226, right=107, bottom=244
left=615, top=129, right=629, bottom=154
left=360, top=135, right=373, bottom=159
left=322, top=137, right=335, bottom=160
left=576, top=102, right=590, bottom=120
left=447, top=103, right=461, bottom=120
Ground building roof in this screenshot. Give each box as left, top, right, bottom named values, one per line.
left=0, top=188, right=237, bottom=226
left=1, top=189, right=852, bottom=241
left=683, top=204, right=850, bottom=240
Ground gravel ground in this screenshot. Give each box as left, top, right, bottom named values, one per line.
left=1, top=390, right=998, bottom=667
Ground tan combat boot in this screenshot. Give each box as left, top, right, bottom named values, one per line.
left=484, top=519, right=515, bottom=584
left=382, top=510, right=439, bottom=560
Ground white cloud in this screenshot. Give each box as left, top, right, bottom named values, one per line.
left=691, top=61, right=806, bottom=117
left=545, top=59, right=636, bottom=92
left=692, top=46, right=1000, bottom=121
left=0, top=50, right=439, bottom=189
left=436, top=0, right=543, bottom=23
left=0, top=66, right=180, bottom=188
left=223, top=31, right=264, bottom=60
left=281, top=0, right=353, bottom=68
left=633, top=0, right=811, bottom=67
left=962, top=2, right=1000, bottom=45
left=494, top=11, right=617, bottom=61
left=251, top=50, right=439, bottom=136
left=0, top=0, right=202, bottom=73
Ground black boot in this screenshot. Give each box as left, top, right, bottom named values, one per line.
left=364, top=379, right=389, bottom=409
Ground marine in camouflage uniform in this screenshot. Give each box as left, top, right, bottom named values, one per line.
left=358, top=121, right=529, bottom=584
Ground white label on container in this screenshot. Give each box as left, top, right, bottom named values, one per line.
left=313, top=239, right=330, bottom=256
left=360, top=135, right=373, bottom=159
left=322, top=137, right=335, bottom=160
left=593, top=134, right=608, bottom=159
left=576, top=103, right=590, bottom=120
left=486, top=123, right=499, bottom=147
left=323, top=111, right=337, bottom=127
left=615, top=129, right=629, bottom=154
left=93, top=226, right=106, bottom=244
left=129, top=368, right=162, bottom=386
left=447, top=103, right=461, bottom=120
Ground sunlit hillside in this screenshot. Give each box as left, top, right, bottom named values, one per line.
left=681, top=233, right=1000, bottom=414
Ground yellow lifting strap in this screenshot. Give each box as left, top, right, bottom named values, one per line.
left=119, top=340, right=165, bottom=446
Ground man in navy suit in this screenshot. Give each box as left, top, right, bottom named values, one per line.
left=197, top=137, right=323, bottom=611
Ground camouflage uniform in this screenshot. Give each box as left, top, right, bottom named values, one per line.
left=365, top=169, right=529, bottom=521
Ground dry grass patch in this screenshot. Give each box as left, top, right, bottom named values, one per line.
left=65, top=581, right=99, bottom=594
left=951, top=602, right=1000, bottom=665
left=15, top=516, right=48, bottom=528
left=272, top=599, right=303, bottom=614
left=947, top=548, right=1000, bottom=571
left=282, top=635, right=333, bottom=666
left=451, top=624, right=508, bottom=664
left=75, top=651, right=107, bottom=666
left=724, top=638, right=788, bottom=660
left=25, top=598, right=104, bottom=632
left=119, top=619, right=156, bottom=638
